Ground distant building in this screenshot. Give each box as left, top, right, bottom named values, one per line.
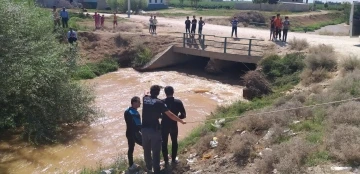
left=280, top=0, right=304, bottom=3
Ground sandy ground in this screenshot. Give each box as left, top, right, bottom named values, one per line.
left=90, top=12, right=360, bottom=57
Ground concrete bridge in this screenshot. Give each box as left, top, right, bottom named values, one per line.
left=142, top=33, right=266, bottom=70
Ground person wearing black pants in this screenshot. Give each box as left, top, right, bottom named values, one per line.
left=124, top=96, right=143, bottom=171
left=191, top=16, right=197, bottom=37
left=185, top=16, right=191, bottom=34
left=161, top=86, right=186, bottom=167
left=230, top=16, right=238, bottom=38
left=282, top=16, right=290, bottom=42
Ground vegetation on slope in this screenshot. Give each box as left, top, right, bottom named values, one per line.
left=0, top=0, right=98, bottom=144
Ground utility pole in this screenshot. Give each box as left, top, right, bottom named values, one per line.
left=127, top=0, right=131, bottom=18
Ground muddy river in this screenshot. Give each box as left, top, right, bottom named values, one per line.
left=0, top=61, right=246, bottom=174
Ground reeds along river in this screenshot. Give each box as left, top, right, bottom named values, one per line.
left=0, top=64, right=246, bottom=174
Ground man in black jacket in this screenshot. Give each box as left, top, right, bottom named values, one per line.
left=124, top=96, right=142, bottom=171
left=161, top=86, right=186, bottom=166
left=142, top=85, right=186, bottom=174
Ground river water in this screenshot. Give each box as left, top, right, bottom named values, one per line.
left=0, top=63, right=245, bottom=174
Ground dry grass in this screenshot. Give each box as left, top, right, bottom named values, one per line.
left=305, top=46, right=337, bottom=72
left=256, top=137, right=314, bottom=174
left=194, top=133, right=214, bottom=155
left=242, top=71, right=272, bottom=99
left=288, top=37, right=309, bottom=51
left=340, top=55, right=360, bottom=73
left=318, top=30, right=349, bottom=36
left=230, top=132, right=258, bottom=166
left=328, top=70, right=360, bottom=97
left=326, top=124, right=360, bottom=165
left=235, top=113, right=272, bottom=132
left=327, top=101, right=360, bottom=127
left=300, top=68, right=330, bottom=86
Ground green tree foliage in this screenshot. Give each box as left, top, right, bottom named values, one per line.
left=106, top=0, right=121, bottom=12
left=252, top=0, right=268, bottom=4
left=342, top=2, right=351, bottom=25
left=0, top=0, right=98, bottom=144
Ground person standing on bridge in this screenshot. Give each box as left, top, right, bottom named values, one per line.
left=282, top=16, right=290, bottom=42
left=274, top=14, right=282, bottom=41
left=142, top=85, right=186, bottom=174
left=185, top=16, right=191, bottom=36
left=93, top=12, right=99, bottom=30
left=191, top=16, right=197, bottom=37
left=198, top=17, right=205, bottom=39
left=231, top=16, right=239, bottom=38
left=113, top=12, right=118, bottom=30
left=124, top=96, right=143, bottom=171
left=269, top=16, right=276, bottom=41
left=161, top=86, right=186, bottom=168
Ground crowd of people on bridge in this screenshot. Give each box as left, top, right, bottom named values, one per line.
left=125, top=85, right=187, bottom=174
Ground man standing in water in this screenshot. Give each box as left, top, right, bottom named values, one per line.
left=124, top=96, right=143, bottom=171
left=142, top=85, right=186, bottom=174
left=161, top=86, right=186, bottom=167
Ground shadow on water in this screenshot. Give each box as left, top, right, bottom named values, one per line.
left=146, top=56, right=256, bottom=86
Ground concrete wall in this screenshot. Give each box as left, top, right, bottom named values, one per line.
left=234, top=2, right=310, bottom=12
left=141, top=45, right=194, bottom=70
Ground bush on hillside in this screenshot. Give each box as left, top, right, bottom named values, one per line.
left=327, top=70, right=360, bottom=97
left=300, top=68, right=330, bottom=86
left=340, top=55, right=360, bottom=73
left=326, top=124, right=360, bottom=165
left=288, top=38, right=309, bottom=51
left=256, top=137, right=314, bottom=174
left=242, top=71, right=272, bottom=99
left=230, top=132, right=258, bottom=166
left=260, top=53, right=305, bottom=86
left=0, top=1, right=98, bottom=143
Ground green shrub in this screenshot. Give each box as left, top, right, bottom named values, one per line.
left=168, top=0, right=235, bottom=9
left=260, top=53, right=305, bottom=85
left=0, top=1, right=98, bottom=143
left=72, top=59, right=119, bottom=80
left=132, top=47, right=153, bottom=68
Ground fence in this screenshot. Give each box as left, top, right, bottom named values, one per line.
left=171, top=33, right=265, bottom=56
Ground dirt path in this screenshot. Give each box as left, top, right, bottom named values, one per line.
left=87, top=13, right=360, bottom=57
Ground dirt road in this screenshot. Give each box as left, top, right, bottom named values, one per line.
left=89, top=13, right=360, bottom=57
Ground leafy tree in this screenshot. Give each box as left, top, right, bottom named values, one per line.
left=342, top=2, right=351, bottom=25
left=252, top=0, right=268, bottom=4
left=115, top=0, right=147, bottom=14
left=0, top=0, right=98, bottom=144
left=324, top=2, right=328, bottom=9
left=106, top=0, right=121, bottom=12
left=268, top=0, right=278, bottom=4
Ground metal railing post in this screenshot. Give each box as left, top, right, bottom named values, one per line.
left=202, top=35, right=205, bottom=50
left=248, top=39, right=252, bottom=56
left=224, top=37, right=227, bottom=53
left=183, top=33, right=186, bottom=47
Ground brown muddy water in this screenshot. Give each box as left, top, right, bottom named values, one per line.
left=0, top=60, right=249, bottom=174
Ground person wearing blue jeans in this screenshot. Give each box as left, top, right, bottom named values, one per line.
left=231, top=16, right=239, bottom=38
left=60, top=7, right=69, bottom=28
left=141, top=85, right=186, bottom=174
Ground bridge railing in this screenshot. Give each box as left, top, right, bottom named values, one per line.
left=175, top=33, right=265, bottom=56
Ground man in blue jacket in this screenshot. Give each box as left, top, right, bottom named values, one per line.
left=124, top=96, right=143, bottom=171
left=60, top=7, right=69, bottom=28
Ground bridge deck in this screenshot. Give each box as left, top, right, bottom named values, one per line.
left=172, top=46, right=262, bottom=64
left=170, top=33, right=266, bottom=63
